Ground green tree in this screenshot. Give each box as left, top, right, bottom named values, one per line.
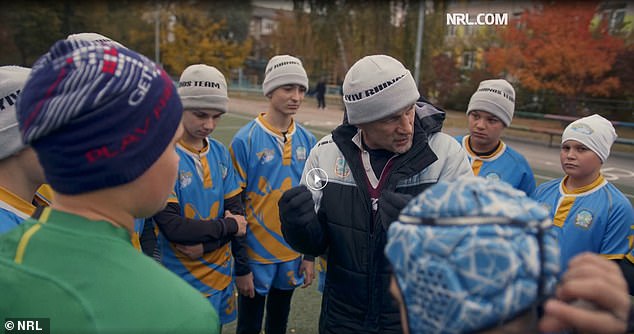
left=0, top=0, right=157, bottom=65
left=0, top=1, right=64, bottom=66
left=272, top=1, right=420, bottom=85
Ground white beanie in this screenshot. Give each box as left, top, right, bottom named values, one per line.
left=66, top=32, right=125, bottom=47
left=0, top=66, right=30, bottom=160
left=262, top=55, right=309, bottom=96
left=562, top=114, right=617, bottom=163
left=342, top=55, right=419, bottom=125
left=178, top=64, right=229, bottom=113
left=467, top=79, right=515, bottom=127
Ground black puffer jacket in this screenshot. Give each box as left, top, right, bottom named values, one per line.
left=282, top=102, right=472, bottom=333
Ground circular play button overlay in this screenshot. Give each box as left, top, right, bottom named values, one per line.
left=305, top=167, right=328, bottom=191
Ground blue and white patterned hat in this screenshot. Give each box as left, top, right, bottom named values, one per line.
left=385, top=177, right=559, bottom=334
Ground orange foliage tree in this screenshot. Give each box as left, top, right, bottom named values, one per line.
left=485, top=2, right=624, bottom=114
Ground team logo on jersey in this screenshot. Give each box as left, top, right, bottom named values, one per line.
left=485, top=172, right=500, bottom=182
left=179, top=171, right=193, bottom=189
left=256, top=148, right=275, bottom=164
left=219, top=162, right=228, bottom=179
left=334, top=156, right=351, bottom=178
left=296, top=146, right=307, bottom=161
left=574, top=209, right=593, bottom=230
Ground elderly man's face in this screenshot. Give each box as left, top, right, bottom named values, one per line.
left=358, top=104, right=415, bottom=154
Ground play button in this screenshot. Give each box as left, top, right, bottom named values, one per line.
left=305, top=168, right=328, bottom=191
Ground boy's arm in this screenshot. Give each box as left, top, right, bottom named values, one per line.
left=600, top=200, right=634, bottom=260
left=153, top=202, right=238, bottom=246
left=224, top=193, right=251, bottom=276
left=140, top=218, right=158, bottom=257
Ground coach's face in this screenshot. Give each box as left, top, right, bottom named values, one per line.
left=357, top=104, right=415, bottom=154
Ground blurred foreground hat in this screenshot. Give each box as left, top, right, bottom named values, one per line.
left=16, top=39, right=182, bottom=194
left=66, top=32, right=125, bottom=48
left=385, top=177, right=559, bottom=334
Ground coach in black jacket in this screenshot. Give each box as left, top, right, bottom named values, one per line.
left=279, top=55, right=472, bottom=334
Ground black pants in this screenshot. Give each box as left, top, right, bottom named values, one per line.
left=316, top=94, right=326, bottom=109
left=236, top=288, right=294, bottom=334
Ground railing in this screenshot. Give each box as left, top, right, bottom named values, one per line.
left=510, top=111, right=634, bottom=147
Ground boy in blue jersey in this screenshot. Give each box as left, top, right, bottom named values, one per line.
left=0, top=66, right=47, bottom=234
left=385, top=177, right=633, bottom=334
left=456, top=79, right=536, bottom=195
left=153, top=64, right=249, bottom=325
left=532, top=114, right=634, bottom=274
left=230, top=55, right=316, bottom=334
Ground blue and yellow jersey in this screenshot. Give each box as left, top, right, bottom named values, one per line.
left=131, top=218, right=145, bottom=251
left=532, top=175, right=634, bottom=272
left=230, top=113, right=316, bottom=264
left=317, top=256, right=327, bottom=293
left=0, top=186, right=35, bottom=234
left=457, top=135, right=536, bottom=195
left=159, top=137, right=242, bottom=296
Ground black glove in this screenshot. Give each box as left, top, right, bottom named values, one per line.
left=279, top=185, right=328, bottom=256
left=278, top=185, right=317, bottom=229
left=379, top=191, right=413, bottom=228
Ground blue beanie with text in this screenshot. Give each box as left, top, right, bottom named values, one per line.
left=17, top=39, right=182, bottom=194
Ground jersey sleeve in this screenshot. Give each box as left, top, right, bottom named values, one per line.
left=221, top=145, right=242, bottom=199
left=229, top=134, right=249, bottom=190
left=601, top=198, right=634, bottom=259
left=518, top=163, right=537, bottom=196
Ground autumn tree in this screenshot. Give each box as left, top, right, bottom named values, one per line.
left=158, top=2, right=252, bottom=77
left=612, top=44, right=634, bottom=99
left=429, top=53, right=459, bottom=106
left=485, top=1, right=625, bottom=115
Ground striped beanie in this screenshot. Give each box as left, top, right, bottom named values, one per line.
left=66, top=32, right=125, bottom=48
left=16, top=39, right=182, bottom=194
